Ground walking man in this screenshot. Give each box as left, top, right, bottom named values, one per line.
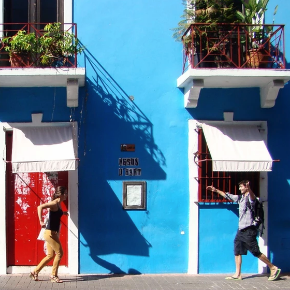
left=207, top=180, right=281, bottom=281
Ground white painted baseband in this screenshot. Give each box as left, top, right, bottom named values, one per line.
left=7, top=266, right=69, bottom=274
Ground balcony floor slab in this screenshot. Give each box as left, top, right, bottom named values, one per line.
left=0, top=67, right=85, bottom=87
left=177, top=68, right=290, bottom=108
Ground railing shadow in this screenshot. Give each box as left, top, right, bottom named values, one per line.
left=266, top=56, right=290, bottom=270
left=76, top=48, right=165, bottom=273
left=79, top=48, right=166, bottom=177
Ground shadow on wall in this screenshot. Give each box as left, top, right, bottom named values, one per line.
left=79, top=179, right=152, bottom=273
left=76, top=48, right=166, bottom=273
left=286, top=58, right=290, bottom=69
left=79, top=48, right=166, bottom=180
left=265, top=55, right=290, bottom=270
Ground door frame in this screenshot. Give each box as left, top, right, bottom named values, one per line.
left=187, top=119, right=269, bottom=274
left=0, top=117, right=78, bottom=274
left=0, top=0, right=72, bottom=38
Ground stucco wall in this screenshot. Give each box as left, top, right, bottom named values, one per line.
left=75, top=0, right=190, bottom=273
left=0, top=0, right=289, bottom=275
left=74, top=0, right=290, bottom=274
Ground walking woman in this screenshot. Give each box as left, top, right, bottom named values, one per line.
left=29, top=186, right=68, bottom=283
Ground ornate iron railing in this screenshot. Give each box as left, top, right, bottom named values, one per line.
left=0, top=23, right=79, bottom=68
left=182, top=23, right=285, bottom=72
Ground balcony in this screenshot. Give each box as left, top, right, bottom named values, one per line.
left=0, top=23, right=85, bottom=107
left=177, top=23, right=290, bottom=108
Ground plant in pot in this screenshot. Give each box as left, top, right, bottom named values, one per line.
left=2, top=30, right=38, bottom=67
left=173, top=0, right=241, bottom=68
left=236, top=0, right=270, bottom=68
left=2, top=22, right=84, bottom=67
left=39, top=22, right=84, bottom=67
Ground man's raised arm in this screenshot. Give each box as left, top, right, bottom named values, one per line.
left=206, top=185, right=227, bottom=198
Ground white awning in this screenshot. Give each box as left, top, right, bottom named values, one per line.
left=12, top=125, right=77, bottom=173
left=201, top=123, right=273, bottom=172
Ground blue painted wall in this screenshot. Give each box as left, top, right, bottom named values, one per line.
left=194, top=82, right=290, bottom=274
left=0, top=0, right=289, bottom=275
left=193, top=88, right=261, bottom=273
left=264, top=0, right=290, bottom=267
left=193, top=0, right=290, bottom=274
left=0, top=87, right=70, bottom=122
left=74, top=0, right=190, bottom=273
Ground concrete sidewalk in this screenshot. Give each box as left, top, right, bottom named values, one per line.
left=0, top=273, right=290, bottom=290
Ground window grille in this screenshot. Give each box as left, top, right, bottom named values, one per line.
left=197, top=129, right=260, bottom=202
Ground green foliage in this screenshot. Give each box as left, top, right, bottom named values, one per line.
left=236, top=0, right=269, bottom=24
left=3, top=30, right=38, bottom=55
left=2, top=22, right=84, bottom=66
left=172, top=0, right=241, bottom=42
left=39, top=22, right=84, bottom=65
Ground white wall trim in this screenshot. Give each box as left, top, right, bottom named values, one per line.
left=0, top=123, right=7, bottom=274
left=0, top=0, right=4, bottom=38
left=68, top=163, right=79, bottom=274
left=188, top=120, right=199, bottom=273
left=0, top=120, right=79, bottom=275
left=64, top=0, right=73, bottom=25
left=188, top=119, right=269, bottom=274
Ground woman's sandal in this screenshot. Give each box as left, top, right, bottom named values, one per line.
left=50, top=275, right=63, bottom=283
left=29, top=272, right=39, bottom=281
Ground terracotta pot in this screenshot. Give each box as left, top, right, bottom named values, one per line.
left=246, top=49, right=268, bottom=68
left=10, top=52, right=32, bottom=67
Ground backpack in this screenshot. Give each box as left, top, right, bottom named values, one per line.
left=249, top=198, right=265, bottom=236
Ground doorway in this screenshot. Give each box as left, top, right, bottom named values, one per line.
left=4, top=0, right=63, bottom=28
left=5, top=131, right=68, bottom=267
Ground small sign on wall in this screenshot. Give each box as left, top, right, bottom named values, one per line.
left=119, top=158, right=139, bottom=166
left=121, top=144, right=135, bottom=152
left=123, top=181, right=146, bottom=210
left=118, top=157, right=141, bottom=176
left=119, top=168, right=141, bottom=176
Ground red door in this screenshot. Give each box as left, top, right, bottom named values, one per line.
left=6, top=131, right=68, bottom=266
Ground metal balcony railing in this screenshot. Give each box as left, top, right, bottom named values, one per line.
left=182, top=23, right=285, bottom=72
left=0, top=23, right=80, bottom=68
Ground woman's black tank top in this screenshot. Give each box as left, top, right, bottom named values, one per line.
left=46, top=206, right=63, bottom=232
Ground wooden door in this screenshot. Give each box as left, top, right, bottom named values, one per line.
left=6, top=131, right=68, bottom=266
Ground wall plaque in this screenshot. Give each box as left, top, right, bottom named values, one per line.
left=120, top=144, right=135, bottom=152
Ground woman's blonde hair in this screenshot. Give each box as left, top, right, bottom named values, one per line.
left=52, top=186, right=67, bottom=200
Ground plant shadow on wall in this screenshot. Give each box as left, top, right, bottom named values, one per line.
left=77, top=48, right=166, bottom=274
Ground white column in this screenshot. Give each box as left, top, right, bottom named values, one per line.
left=68, top=122, right=79, bottom=274
left=258, top=121, right=269, bottom=274
left=188, top=120, right=199, bottom=273
left=0, top=0, right=4, bottom=38
left=0, top=123, right=7, bottom=274
left=64, top=0, right=73, bottom=31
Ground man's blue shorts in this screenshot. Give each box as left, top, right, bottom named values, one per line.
left=234, top=226, right=261, bottom=257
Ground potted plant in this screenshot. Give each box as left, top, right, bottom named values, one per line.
left=2, top=22, right=84, bottom=67
left=3, top=29, right=38, bottom=67
left=237, top=0, right=269, bottom=25
left=173, top=0, right=241, bottom=68
left=236, top=0, right=270, bottom=68
left=39, top=22, right=84, bottom=66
